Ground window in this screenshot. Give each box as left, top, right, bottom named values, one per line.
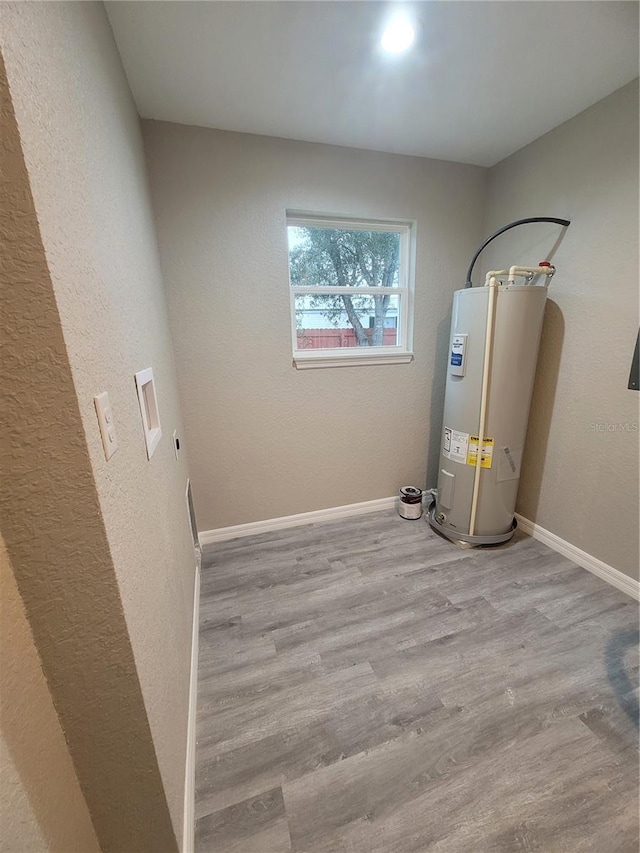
left=287, top=212, right=415, bottom=368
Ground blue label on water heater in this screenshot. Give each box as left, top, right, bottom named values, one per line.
left=450, top=334, right=467, bottom=376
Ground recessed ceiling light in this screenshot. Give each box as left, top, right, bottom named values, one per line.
left=380, top=17, right=415, bottom=54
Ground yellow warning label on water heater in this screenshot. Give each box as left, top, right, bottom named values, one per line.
left=466, top=436, right=494, bottom=469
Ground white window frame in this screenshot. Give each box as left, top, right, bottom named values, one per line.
left=287, top=212, right=416, bottom=369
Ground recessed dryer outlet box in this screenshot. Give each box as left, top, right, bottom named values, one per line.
left=134, top=367, right=162, bottom=459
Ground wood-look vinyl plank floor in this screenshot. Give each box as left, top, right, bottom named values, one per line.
left=195, top=511, right=639, bottom=852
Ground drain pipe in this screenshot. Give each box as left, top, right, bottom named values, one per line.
left=468, top=273, right=499, bottom=536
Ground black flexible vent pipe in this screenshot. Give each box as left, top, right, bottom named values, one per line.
left=465, top=217, right=571, bottom=288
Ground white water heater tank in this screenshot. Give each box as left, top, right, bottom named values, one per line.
left=429, top=275, right=551, bottom=545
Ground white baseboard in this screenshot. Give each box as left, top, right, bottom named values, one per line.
left=197, top=501, right=638, bottom=600
left=515, top=513, right=639, bottom=601
left=182, top=562, right=200, bottom=853
left=199, top=496, right=397, bottom=545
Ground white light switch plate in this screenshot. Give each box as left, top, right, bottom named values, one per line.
left=94, top=391, right=118, bottom=460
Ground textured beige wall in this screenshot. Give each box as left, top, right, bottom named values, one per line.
left=1, top=35, right=178, bottom=853
left=0, top=537, right=100, bottom=853
left=482, top=80, right=639, bottom=580
left=143, top=122, right=486, bottom=530
left=1, top=2, right=196, bottom=848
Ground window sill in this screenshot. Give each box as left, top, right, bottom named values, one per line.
left=293, top=351, right=414, bottom=370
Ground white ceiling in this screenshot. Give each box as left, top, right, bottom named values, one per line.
left=106, top=1, right=639, bottom=167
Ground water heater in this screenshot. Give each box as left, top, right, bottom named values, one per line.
left=429, top=217, right=570, bottom=546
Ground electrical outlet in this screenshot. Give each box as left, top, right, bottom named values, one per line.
left=94, top=391, right=118, bottom=460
